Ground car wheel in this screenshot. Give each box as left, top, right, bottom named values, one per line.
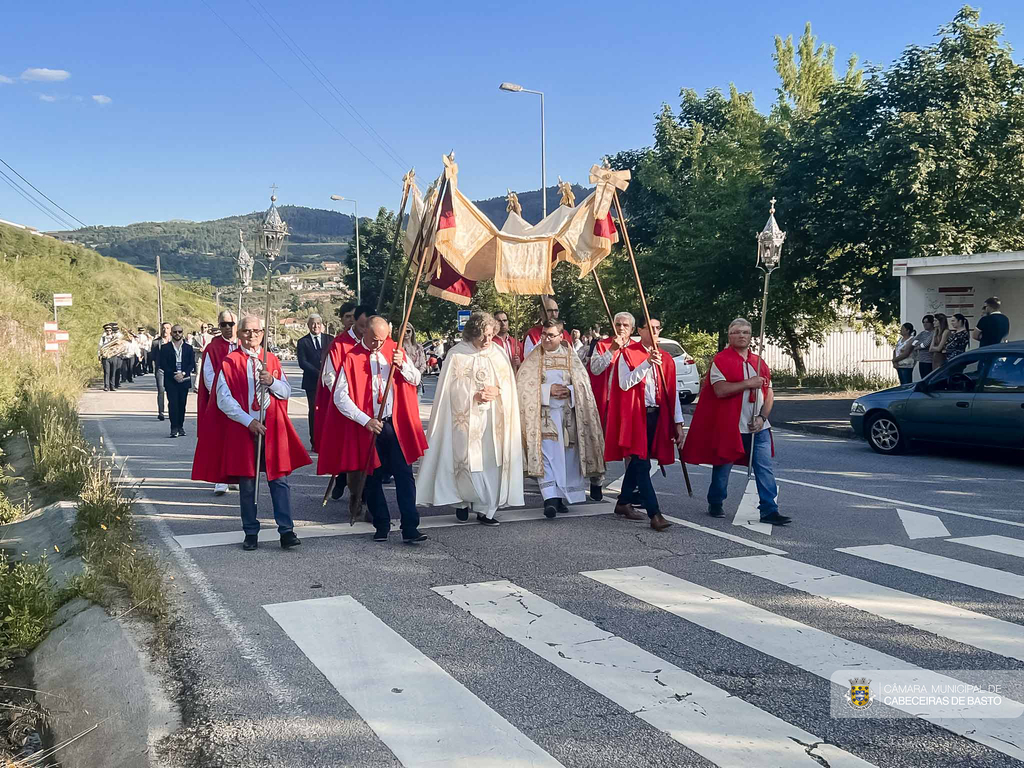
left=865, top=412, right=906, bottom=455
left=680, top=391, right=695, bottom=404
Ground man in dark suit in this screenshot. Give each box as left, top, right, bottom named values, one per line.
left=296, top=314, right=333, bottom=446
left=159, top=324, right=196, bottom=438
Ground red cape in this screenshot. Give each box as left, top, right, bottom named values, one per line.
left=524, top=325, right=572, bottom=348
left=191, top=349, right=311, bottom=482
left=312, top=329, right=357, bottom=451
left=603, top=341, right=677, bottom=465
left=196, top=336, right=234, bottom=425
left=588, top=337, right=618, bottom=429
left=681, top=346, right=773, bottom=467
left=316, top=338, right=428, bottom=475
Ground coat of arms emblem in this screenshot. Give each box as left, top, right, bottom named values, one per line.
left=848, top=677, right=872, bottom=709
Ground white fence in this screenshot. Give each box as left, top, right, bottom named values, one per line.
left=760, top=329, right=898, bottom=382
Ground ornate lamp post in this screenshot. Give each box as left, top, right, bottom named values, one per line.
left=235, top=228, right=254, bottom=317
left=749, top=198, right=786, bottom=477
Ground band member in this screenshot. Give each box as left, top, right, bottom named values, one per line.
left=296, top=314, right=332, bottom=445
left=192, top=315, right=311, bottom=550
left=517, top=319, right=605, bottom=517
left=417, top=311, right=523, bottom=525
left=522, top=297, right=572, bottom=358
left=605, top=316, right=684, bottom=532
left=493, top=310, right=523, bottom=372
left=197, top=310, right=238, bottom=495
left=318, top=317, right=428, bottom=542
left=159, top=325, right=195, bottom=438
left=97, top=322, right=121, bottom=392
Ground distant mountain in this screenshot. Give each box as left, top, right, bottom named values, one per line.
left=51, top=183, right=592, bottom=285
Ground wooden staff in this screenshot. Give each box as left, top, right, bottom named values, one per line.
left=253, top=261, right=275, bottom=510
left=375, top=171, right=414, bottom=314
left=592, top=270, right=614, bottom=328
left=611, top=189, right=692, bottom=497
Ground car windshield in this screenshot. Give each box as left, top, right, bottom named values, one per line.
left=658, top=341, right=684, bottom=358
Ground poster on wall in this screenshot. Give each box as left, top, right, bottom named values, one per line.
left=938, top=286, right=975, bottom=320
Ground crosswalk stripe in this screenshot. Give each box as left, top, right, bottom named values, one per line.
left=715, top=555, right=1024, bottom=662
left=949, top=534, right=1024, bottom=560
left=434, top=580, right=875, bottom=768
left=264, top=594, right=563, bottom=768
left=837, top=544, right=1024, bottom=600
left=896, top=509, right=950, bottom=539
left=583, top=565, right=1024, bottom=763
left=732, top=477, right=773, bottom=535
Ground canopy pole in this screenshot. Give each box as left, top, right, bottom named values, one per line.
left=592, top=270, right=614, bottom=328
left=253, top=261, right=274, bottom=511
left=376, top=171, right=414, bottom=314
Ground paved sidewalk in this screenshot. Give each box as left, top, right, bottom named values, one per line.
left=683, top=388, right=867, bottom=439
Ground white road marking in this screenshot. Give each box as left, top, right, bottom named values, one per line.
left=950, top=534, right=1024, bottom=560
left=732, top=478, right=773, bottom=535
left=661, top=515, right=787, bottom=554
left=838, top=544, right=1024, bottom=599
left=716, top=555, right=1024, bottom=662
left=265, top=594, right=563, bottom=768
left=584, top=565, right=1024, bottom=762
left=896, top=509, right=950, bottom=539
left=434, top=580, right=873, bottom=768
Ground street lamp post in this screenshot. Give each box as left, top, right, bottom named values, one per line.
left=330, top=195, right=360, bottom=304
left=499, top=82, right=546, bottom=218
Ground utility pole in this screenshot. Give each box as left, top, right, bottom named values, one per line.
left=155, top=252, right=164, bottom=326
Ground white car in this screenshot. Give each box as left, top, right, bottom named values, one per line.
left=630, top=336, right=701, bottom=403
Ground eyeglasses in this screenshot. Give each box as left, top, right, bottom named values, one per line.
left=220, top=321, right=235, bottom=327
left=240, top=328, right=264, bottom=336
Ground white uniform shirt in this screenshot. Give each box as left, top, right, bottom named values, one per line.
left=215, top=349, right=291, bottom=426
left=333, top=342, right=421, bottom=426
left=616, top=354, right=685, bottom=424
left=203, top=339, right=239, bottom=390
left=709, top=358, right=771, bottom=434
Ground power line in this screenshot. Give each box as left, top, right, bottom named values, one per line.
left=247, top=0, right=409, bottom=171
left=199, top=0, right=401, bottom=187
left=0, top=156, right=89, bottom=228
left=0, top=168, right=78, bottom=230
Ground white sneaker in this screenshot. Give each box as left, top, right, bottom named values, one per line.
left=214, top=483, right=228, bottom=496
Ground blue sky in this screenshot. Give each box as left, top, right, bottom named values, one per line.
left=2, top=1, right=1023, bottom=231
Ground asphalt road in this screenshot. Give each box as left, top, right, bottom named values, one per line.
left=79, top=364, right=1024, bottom=768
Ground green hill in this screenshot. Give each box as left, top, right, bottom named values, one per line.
left=0, top=221, right=218, bottom=425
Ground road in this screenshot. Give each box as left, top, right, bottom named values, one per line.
left=78, top=364, right=1024, bottom=768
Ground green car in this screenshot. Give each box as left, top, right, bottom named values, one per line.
left=850, top=342, right=1024, bottom=454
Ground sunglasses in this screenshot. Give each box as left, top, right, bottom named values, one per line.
left=220, top=321, right=235, bottom=327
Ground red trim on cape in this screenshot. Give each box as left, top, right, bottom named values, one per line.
left=603, top=341, right=677, bottom=465
left=681, top=346, right=773, bottom=467
left=312, top=330, right=357, bottom=451
left=191, top=349, right=311, bottom=482
left=315, top=338, right=427, bottom=475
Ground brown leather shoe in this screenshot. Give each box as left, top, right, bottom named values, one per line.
left=650, top=513, right=672, bottom=532
left=614, top=503, right=646, bottom=521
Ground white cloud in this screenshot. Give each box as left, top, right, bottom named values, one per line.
left=91, top=94, right=112, bottom=105
left=39, top=94, right=58, bottom=102
left=21, top=67, right=70, bottom=82
left=0, top=75, right=13, bottom=85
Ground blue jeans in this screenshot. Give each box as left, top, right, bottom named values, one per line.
left=616, top=409, right=661, bottom=518
left=238, top=474, right=294, bottom=536
left=708, top=430, right=778, bottom=519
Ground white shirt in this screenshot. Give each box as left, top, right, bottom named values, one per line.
left=171, top=340, right=184, bottom=371
left=321, top=328, right=359, bottom=390
left=215, top=349, right=291, bottom=427
left=333, top=342, right=421, bottom=426
left=203, top=339, right=238, bottom=390
left=616, top=353, right=685, bottom=424
left=590, top=347, right=616, bottom=375
left=709, top=357, right=771, bottom=434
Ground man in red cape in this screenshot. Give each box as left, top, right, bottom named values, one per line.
left=493, top=309, right=523, bottom=373
left=681, top=317, right=789, bottom=525
left=192, top=314, right=311, bottom=550
left=588, top=311, right=635, bottom=429
left=196, top=310, right=237, bottom=496
left=522, top=297, right=572, bottom=359
left=604, top=316, right=684, bottom=532
left=317, top=316, right=428, bottom=543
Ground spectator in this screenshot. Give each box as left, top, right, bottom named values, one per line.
left=571, top=328, right=584, bottom=355
left=403, top=324, right=428, bottom=393
left=946, top=314, right=971, bottom=360
left=914, top=315, right=935, bottom=378
left=929, top=313, right=950, bottom=369
left=972, top=297, right=1010, bottom=347
left=892, top=323, right=917, bottom=385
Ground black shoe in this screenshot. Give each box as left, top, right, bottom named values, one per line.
left=179, top=429, right=187, bottom=436
left=157, top=414, right=164, bottom=421
left=477, top=514, right=499, bottom=526
left=708, top=504, right=726, bottom=518
left=373, top=530, right=389, bottom=542
left=331, top=480, right=345, bottom=500
left=557, top=500, right=569, bottom=514
left=761, top=512, right=792, bottom=526
left=455, top=507, right=470, bottom=522
left=590, top=483, right=603, bottom=501
left=169, top=431, right=178, bottom=438
left=242, top=534, right=259, bottom=551
left=543, top=502, right=558, bottom=519
left=280, top=531, right=302, bottom=548
left=403, top=532, right=428, bottom=543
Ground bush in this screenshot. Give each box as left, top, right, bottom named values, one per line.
left=772, top=368, right=896, bottom=392
left=22, top=389, right=91, bottom=497
left=0, top=552, right=57, bottom=652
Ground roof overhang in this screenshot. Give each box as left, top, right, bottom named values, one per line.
left=893, top=252, right=1024, bottom=278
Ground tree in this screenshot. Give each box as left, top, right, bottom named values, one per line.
left=342, top=207, right=399, bottom=310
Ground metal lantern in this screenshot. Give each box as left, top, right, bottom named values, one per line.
left=259, top=193, right=288, bottom=262
left=756, top=197, right=786, bottom=272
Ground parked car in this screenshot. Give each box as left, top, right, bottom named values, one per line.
left=631, top=336, right=701, bottom=403
left=850, top=341, right=1024, bottom=454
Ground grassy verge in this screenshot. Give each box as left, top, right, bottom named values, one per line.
left=772, top=368, right=897, bottom=392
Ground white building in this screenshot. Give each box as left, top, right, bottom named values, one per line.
left=894, top=252, right=1022, bottom=337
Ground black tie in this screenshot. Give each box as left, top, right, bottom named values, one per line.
left=313, top=336, right=319, bottom=351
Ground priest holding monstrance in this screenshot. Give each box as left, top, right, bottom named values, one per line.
left=416, top=310, right=523, bottom=525
left=517, top=319, right=605, bottom=518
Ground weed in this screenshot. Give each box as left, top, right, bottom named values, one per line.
left=0, top=553, right=57, bottom=652
left=0, top=494, right=29, bottom=526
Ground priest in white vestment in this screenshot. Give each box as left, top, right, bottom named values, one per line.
left=517, top=319, right=605, bottom=517
left=416, top=311, right=524, bottom=525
